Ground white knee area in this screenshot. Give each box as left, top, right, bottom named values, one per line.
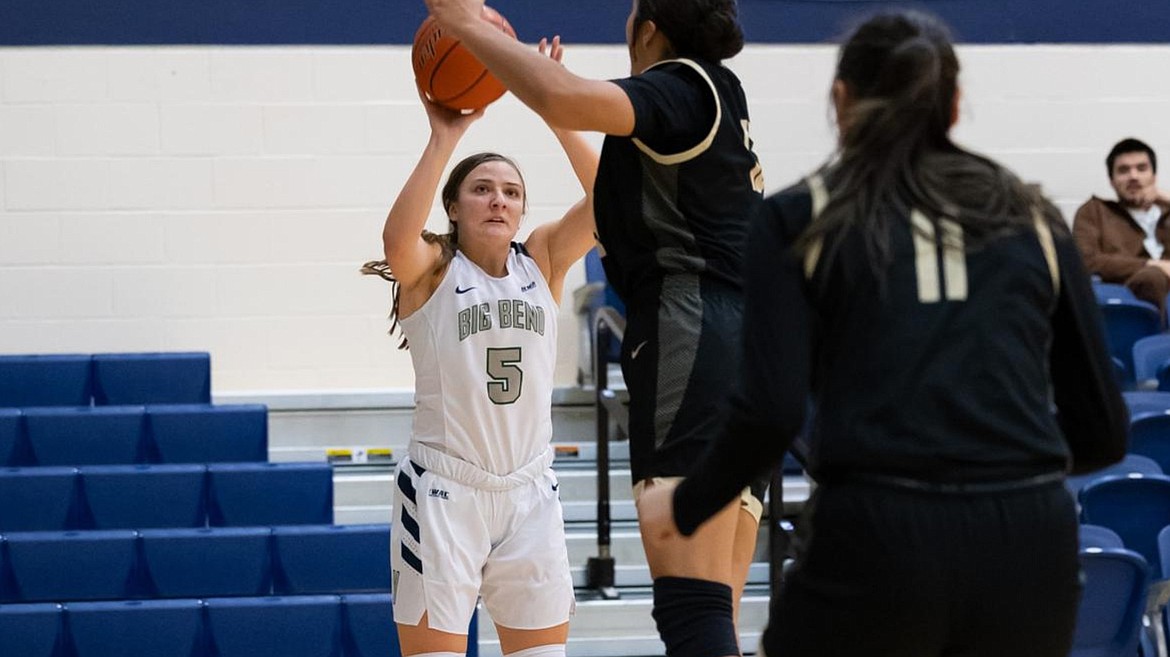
left=504, top=644, right=567, bottom=657
left=407, top=652, right=464, bottom=657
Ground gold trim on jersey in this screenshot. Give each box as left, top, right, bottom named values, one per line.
left=1033, top=208, right=1060, bottom=297
left=911, top=210, right=942, bottom=303
left=802, top=173, right=829, bottom=278
left=911, top=211, right=969, bottom=303
left=803, top=174, right=972, bottom=304
left=631, top=58, right=722, bottom=165
left=939, top=217, right=968, bottom=301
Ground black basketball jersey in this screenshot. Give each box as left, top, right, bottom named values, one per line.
left=594, top=58, right=764, bottom=306
left=671, top=170, right=1128, bottom=535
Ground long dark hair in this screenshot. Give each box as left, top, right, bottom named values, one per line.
left=362, top=152, right=526, bottom=348
left=799, top=11, right=1064, bottom=277
left=633, top=0, right=744, bottom=62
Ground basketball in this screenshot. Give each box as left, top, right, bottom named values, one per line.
left=412, top=6, right=517, bottom=112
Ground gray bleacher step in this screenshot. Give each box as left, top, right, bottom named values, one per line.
left=570, top=562, right=771, bottom=589
left=567, top=529, right=651, bottom=564
left=565, top=524, right=773, bottom=566
left=332, top=468, right=636, bottom=507
left=547, top=440, right=632, bottom=464
left=270, top=438, right=631, bottom=467
left=475, top=594, right=769, bottom=657
left=331, top=466, right=810, bottom=509
left=334, top=505, right=391, bottom=525
left=557, top=468, right=634, bottom=501
left=334, top=499, right=638, bottom=525
left=331, top=501, right=636, bottom=526
left=315, top=523, right=773, bottom=572
left=332, top=472, right=401, bottom=507
left=265, top=403, right=601, bottom=463
left=332, top=469, right=811, bottom=526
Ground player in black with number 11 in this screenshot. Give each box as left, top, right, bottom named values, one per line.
left=641, top=10, right=1127, bottom=657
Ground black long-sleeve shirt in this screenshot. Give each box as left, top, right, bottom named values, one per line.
left=673, top=178, right=1128, bottom=535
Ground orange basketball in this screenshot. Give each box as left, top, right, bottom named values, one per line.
left=412, top=6, right=517, bottom=112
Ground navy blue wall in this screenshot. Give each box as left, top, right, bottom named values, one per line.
left=3, top=0, right=1169, bottom=46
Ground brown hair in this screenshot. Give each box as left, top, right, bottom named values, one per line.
left=362, top=152, right=526, bottom=348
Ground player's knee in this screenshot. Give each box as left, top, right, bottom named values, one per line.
left=503, top=644, right=566, bottom=657
left=651, top=576, right=739, bottom=657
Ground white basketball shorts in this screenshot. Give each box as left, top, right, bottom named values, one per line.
left=390, top=452, right=575, bottom=634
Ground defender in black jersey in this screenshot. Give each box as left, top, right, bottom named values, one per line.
left=598, top=55, right=764, bottom=494
left=423, top=1, right=763, bottom=656
left=640, top=11, right=1127, bottom=657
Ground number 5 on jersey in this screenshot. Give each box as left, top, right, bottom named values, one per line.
left=486, top=347, right=523, bottom=404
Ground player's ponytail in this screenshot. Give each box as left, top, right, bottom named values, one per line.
left=361, top=231, right=454, bottom=350
left=799, top=11, right=1059, bottom=278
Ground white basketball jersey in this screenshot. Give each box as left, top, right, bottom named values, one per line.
left=400, top=243, right=558, bottom=476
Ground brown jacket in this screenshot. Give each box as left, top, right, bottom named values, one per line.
left=1072, top=195, right=1170, bottom=282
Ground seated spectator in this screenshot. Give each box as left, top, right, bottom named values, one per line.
left=1073, top=138, right=1170, bottom=311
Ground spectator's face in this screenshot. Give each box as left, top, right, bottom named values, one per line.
left=1111, top=151, right=1158, bottom=209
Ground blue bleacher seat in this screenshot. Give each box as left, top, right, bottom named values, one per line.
left=1094, top=282, right=1138, bottom=304
left=0, top=409, right=23, bottom=466
left=23, top=406, right=148, bottom=466
left=575, top=248, right=625, bottom=384
left=1071, top=548, right=1149, bottom=657
left=0, top=354, right=92, bottom=408
left=273, top=524, right=390, bottom=595
left=1111, top=357, right=1127, bottom=386
left=92, top=352, right=211, bottom=406
left=1127, top=412, right=1170, bottom=472
left=67, top=598, right=205, bottom=657
left=4, top=529, right=140, bottom=602
left=139, top=526, right=272, bottom=599
left=147, top=403, right=268, bottom=464
left=0, top=603, right=65, bottom=657
left=1100, top=299, right=1163, bottom=383
left=1134, top=334, right=1170, bottom=385
left=79, top=464, right=207, bottom=530
left=1124, top=390, right=1170, bottom=415
left=0, top=535, right=8, bottom=599
left=204, top=595, right=343, bottom=657
left=0, top=467, right=79, bottom=532
left=207, top=462, right=333, bottom=527
left=1079, top=474, right=1170, bottom=578
left=1158, top=361, right=1170, bottom=393
left=585, top=248, right=625, bottom=318
left=341, top=593, right=397, bottom=657
left=1066, top=454, right=1163, bottom=498
left=1080, top=524, right=1125, bottom=550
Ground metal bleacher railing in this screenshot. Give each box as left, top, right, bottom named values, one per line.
left=585, top=306, right=626, bottom=601
left=580, top=296, right=802, bottom=606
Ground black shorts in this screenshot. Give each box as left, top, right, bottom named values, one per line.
left=762, top=478, right=1081, bottom=657
left=622, top=276, right=765, bottom=500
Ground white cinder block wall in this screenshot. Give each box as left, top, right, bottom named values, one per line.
left=1, top=44, right=1168, bottom=392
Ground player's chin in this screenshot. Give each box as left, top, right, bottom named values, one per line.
left=474, top=225, right=518, bottom=244
left=483, top=221, right=517, bottom=235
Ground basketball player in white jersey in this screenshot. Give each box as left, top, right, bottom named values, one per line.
left=363, top=39, right=597, bottom=657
